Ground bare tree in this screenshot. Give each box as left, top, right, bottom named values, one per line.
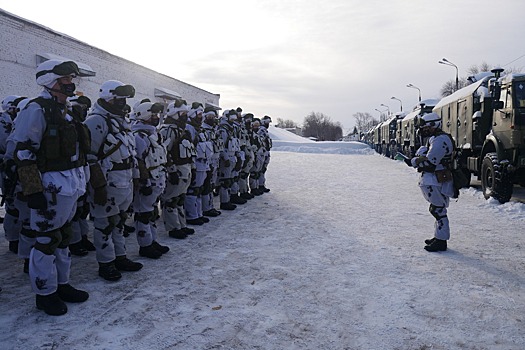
left=275, top=118, right=298, bottom=129
left=353, top=112, right=379, bottom=133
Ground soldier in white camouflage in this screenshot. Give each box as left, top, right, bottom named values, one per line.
left=131, top=101, right=170, bottom=258
left=10, top=59, right=89, bottom=315
left=159, top=99, right=196, bottom=239
left=84, top=80, right=143, bottom=282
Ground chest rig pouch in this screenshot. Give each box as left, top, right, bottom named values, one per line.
left=32, top=98, right=82, bottom=171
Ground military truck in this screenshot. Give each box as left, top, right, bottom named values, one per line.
left=371, top=122, right=383, bottom=154
left=400, top=99, right=439, bottom=157
left=379, top=112, right=406, bottom=158
left=433, top=68, right=525, bottom=203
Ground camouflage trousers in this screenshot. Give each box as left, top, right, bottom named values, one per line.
left=420, top=185, right=450, bottom=240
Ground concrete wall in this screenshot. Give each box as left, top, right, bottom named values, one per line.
left=0, top=9, right=220, bottom=108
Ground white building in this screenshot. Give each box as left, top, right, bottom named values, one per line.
left=0, top=9, right=220, bottom=107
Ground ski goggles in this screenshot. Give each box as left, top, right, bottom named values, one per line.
left=110, top=85, right=136, bottom=99
left=36, top=61, right=80, bottom=79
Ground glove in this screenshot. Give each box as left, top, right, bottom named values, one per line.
left=93, top=186, right=107, bottom=206
left=168, top=171, right=180, bottom=185
left=27, top=192, right=47, bottom=210
left=139, top=186, right=153, bottom=196
left=234, top=158, right=243, bottom=171
left=404, top=158, right=412, bottom=167
left=4, top=159, right=17, bottom=180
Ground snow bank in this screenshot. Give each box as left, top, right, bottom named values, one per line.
left=269, top=126, right=374, bottom=155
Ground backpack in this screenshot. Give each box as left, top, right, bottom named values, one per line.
left=444, top=133, right=469, bottom=198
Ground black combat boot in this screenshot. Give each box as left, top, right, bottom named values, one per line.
left=251, top=188, right=263, bottom=196
left=81, top=235, right=96, bottom=251
left=168, top=229, right=187, bottom=239
left=186, top=217, right=205, bottom=225
left=259, top=185, right=270, bottom=193
left=114, top=256, right=143, bottom=271
left=8, top=240, right=18, bottom=254
left=220, top=202, right=237, bottom=210
left=36, top=292, right=68, bottom=316
left=57, top=283, right=89, bottom=303
left=151, top=241, right=170, bottom=254
left=230, top=194, right=247, bottom=204
left=139, top=244, right=162, bottom=259
left=424, top=239, right=447, bottom=252
left=69, top=242, right=88, bottom=257
left=181, top=227, right=195, bottom=235
left=203, top=209, right=221, bottom=217
left=240, top=192, right=254, bottom=200
left=98, top=261, right=122, bottom=281
left=199, top=216, right=210, bottom=223
left=424, top=237, right=436, bottom=245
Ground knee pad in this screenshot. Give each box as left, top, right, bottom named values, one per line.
left=177, top=194, right=186, bottom=206
left=96, top=216, right=118, bottom=236
left=34, top=229, right=61, bottom=255
left=116, top=211, right=128, bottom=229
left=58, top=222, right=73, bottom=248
left=429, top=204, right=447, bottom=220
left=134, top=211, right=153, bottom=224
left=21, top=227, right=38, bottom=238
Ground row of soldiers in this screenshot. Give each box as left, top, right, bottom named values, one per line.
left=0, top=59, right=272, bottom=315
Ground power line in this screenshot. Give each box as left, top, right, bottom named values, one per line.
left=503, top=53, right=525, bottom=67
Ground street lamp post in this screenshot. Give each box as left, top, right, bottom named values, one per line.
left=374, top=108, right=387, bottom=121
left=406, top=83, right=422, bottom=102
left=380, top=104, right=390, bottom=117
left=390, top=96, right=403, bottom=112
left=438, top=57, right=459, bottom=91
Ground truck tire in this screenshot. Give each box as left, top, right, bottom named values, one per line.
left=481, top=152, right=513, bottom=203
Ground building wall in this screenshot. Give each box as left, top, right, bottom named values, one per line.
left=0, top=9, right=220, bottom=107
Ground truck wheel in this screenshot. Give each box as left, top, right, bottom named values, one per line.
left=481, top=152, right=513, bottom=203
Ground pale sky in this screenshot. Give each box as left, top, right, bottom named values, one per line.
left=2, top=0, right=524, bottom=131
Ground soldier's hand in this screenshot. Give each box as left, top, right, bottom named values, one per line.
left=27, top=192, right=47, bottom=210
left=93, top=186, right=107, bottom=206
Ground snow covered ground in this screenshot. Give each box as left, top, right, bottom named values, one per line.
left=1, top=127, right=525, bottom=350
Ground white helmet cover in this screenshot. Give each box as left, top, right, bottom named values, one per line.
left=99, top=80, right=136, bottom=101
left=36, top=59, right=79, bottom=88
left=419, top=112, right=441, bottom=129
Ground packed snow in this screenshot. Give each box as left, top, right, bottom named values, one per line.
left=1, top=127, right=525, bottom=350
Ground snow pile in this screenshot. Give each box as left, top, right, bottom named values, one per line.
left=269, top=126, right=374, bottom=155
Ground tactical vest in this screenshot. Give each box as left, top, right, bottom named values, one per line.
left=160, top=123, right=195, bottom=166
left=32, top=97, right=89, bottom=172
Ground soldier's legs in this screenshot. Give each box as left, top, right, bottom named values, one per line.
left=29, top=192, right=77, bottom=295
left=93, top=215, right=119, bottom=263
left=420, top=185, right=450, bottom=240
